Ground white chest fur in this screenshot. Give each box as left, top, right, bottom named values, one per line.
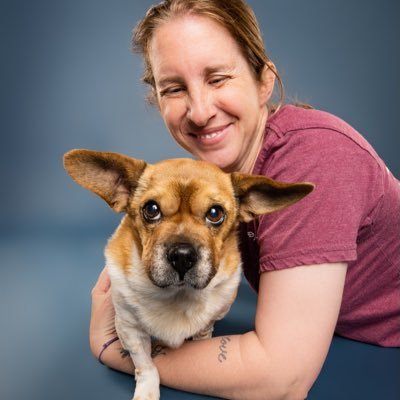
left=106, top=244, right=241, bottom=349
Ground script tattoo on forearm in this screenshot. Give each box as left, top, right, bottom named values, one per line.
left=217, top=336, right=231, bottom=363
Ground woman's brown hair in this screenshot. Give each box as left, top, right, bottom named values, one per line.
left=132, top=0, right=284, bottom=110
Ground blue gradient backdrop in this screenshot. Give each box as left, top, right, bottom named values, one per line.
left=1, top=0, right=399, bottom=231
left=1, top=1, right=399, bottom=400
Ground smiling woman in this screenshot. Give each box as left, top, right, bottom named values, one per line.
left=148, top=14, right=275, bottom=173
left=87, top=1, right=400, bottom=399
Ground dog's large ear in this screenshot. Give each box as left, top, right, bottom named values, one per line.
left=63, top=149, right=147, bottom=212
left=231, top=172, right=314, bottom=222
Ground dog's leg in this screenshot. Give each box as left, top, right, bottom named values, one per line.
left=116, top=318, right=160, bottom=400
left=131, top=334, right=160, bottom=400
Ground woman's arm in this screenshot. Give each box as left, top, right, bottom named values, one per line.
left=92, top=262, right=347, bottom=400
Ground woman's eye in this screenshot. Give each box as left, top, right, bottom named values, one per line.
left=205, top=205, right=225, bottom=227
left=169, top=87, right=184, bottom=93
left=142, top=201, right=162, bottom=223
left=160, top=86, right=185, bottom=96
left=209, top=76, right=228, bottom=86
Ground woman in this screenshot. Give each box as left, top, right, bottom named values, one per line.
left=89, top=1, right=400, bottom=399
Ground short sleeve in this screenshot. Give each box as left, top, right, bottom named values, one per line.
left=256, top=128, right=383, bottom=272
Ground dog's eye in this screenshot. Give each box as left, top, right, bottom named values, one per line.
left=142, top=201, right=162, bottom=223
left=205, top=205, right=225, bottom=227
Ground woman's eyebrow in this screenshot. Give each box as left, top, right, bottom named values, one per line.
left=157, top=64, right=234, bottom=88
left=157, top=76, right=184, bottom=88
left=203, top=64, right=233, bottom=75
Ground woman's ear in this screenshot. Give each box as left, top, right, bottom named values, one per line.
left=258, top=63, right=276, bottom=105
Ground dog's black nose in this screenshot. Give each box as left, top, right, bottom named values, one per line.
left=167, top=243, right=198, bottom=280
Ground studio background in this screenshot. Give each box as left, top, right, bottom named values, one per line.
left=1, top=0, right=399, bottom=232
left=1, top=1, right=399, bottom=400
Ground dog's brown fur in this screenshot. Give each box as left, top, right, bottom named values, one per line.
left=64, top=149, right=313, bottom=400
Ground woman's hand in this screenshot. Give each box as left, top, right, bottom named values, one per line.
left=89, top=266, right=117, bottom=358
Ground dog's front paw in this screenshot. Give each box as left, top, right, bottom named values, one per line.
left=132, top=384, right=160, bottom=400
left=132, top=368, right=160, bottom=400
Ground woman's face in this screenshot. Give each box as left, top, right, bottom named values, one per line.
left=149, top=15, right=274, bottom=172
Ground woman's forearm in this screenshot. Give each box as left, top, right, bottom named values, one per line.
left=95, top=331, right=307, bottom=400
left=154, top=332, right=272, bottom=399
left=91, top=336, right=135, bottom=375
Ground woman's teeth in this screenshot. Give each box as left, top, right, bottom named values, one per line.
left=202, top=132, right=219, bottom=139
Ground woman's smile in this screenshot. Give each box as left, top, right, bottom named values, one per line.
left=187, top=123, right=233, bottom=146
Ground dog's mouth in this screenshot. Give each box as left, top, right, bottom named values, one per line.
left=149, top=242, right=215, bottom=290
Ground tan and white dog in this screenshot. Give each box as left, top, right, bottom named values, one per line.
left=64, top=149, right=313, bottom=400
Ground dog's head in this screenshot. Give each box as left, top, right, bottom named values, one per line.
left=64, top=149, right=313, bottom=289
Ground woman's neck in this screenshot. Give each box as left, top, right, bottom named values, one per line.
left=228, top=110, right=269, bottom=174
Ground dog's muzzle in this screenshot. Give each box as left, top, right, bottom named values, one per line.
left=150, top=240, right=214, bottom=289
left=167, top=242, right=198, bottom=280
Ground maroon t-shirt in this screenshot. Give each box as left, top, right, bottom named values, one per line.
left=240, top=105, right=400, bottom=347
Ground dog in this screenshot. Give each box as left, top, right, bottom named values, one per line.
left=64, top=149, right=313, bottom=400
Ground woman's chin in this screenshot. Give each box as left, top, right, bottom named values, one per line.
left=197, top=152, right=237, bottom=172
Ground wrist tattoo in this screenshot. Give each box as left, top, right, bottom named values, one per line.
left=151, top=343, right=167, bottom=358
left=217, top=336, right=231, bottom=363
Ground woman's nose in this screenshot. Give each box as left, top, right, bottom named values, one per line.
left=186, top=88, right=216, bottom=127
